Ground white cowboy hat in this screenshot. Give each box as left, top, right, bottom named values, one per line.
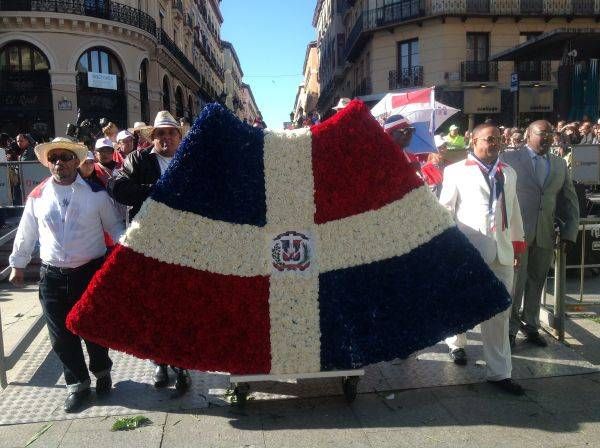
left=333, top=98, right=351, bottom=111
left=128, top=121, right=147, bottom=133
left=34, top=137, right=88, bottom=167
left=139, top=111, right=182, bottom=139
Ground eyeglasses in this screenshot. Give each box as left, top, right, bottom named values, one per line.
left=48, top=153, right=77, bottom=163
left=474, top=136, right=503, bottom=144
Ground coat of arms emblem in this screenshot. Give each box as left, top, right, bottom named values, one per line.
left=271, top=231, right=311, bottom=272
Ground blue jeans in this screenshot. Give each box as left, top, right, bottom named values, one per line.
left=38, top=257, right=112, bottom=393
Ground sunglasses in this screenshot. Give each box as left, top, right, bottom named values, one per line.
left=475, top=136, right=503, bottom=144
left=48, top=153, right=77, bottom=163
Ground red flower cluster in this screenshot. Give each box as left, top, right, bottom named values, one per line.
left=67, top=245, right=272, bottom=374
left=311, top=100, right=423, bottom=224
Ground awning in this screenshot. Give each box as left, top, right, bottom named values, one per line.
left=490, top=28, right=600, bottom=62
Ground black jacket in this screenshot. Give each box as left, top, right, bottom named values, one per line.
left=108, top=148, right=161, bottom=218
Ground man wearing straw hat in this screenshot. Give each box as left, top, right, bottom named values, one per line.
left=9, top=137, right=124, bottom=413
left=109, top=110, right=192, bottom=393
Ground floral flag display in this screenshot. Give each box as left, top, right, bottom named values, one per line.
left=67, top=100, right=511, bottom=375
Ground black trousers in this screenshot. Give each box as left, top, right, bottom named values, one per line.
left=38, top=257, right=112, bottom=392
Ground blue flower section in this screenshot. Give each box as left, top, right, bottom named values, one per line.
left=152, top=103, right=267, bottom=226
left=318, top=227, right=511, bottom=370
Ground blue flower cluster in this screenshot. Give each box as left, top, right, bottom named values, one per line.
left=318, top=227, right=512, bottom=370
left=152, top=103, right=268, bottom=226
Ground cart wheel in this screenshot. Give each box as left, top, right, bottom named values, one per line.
left=342, top=376, right=360, bottom=402
left=233, top=382, right=250, bottom=406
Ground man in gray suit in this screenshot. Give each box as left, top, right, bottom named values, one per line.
left=501, top=120, right=579, bottom=348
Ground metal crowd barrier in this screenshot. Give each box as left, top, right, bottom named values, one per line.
left=542, top=217, right=600, bottom=342
left=0, top=161, right=49, bottom=207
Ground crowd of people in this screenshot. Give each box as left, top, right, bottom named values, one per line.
left=2, top=101, right=589, bottom=413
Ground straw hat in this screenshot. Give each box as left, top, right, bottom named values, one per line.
left=138, top=111, right=182, bottom=140
left=128, top=121, right=147, bottom=133
left=34, top=137, right=88, bottom=167
left=332, top=98, right=351, bottom=111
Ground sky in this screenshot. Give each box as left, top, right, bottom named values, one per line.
left=220, top=1, right=316, bottom=129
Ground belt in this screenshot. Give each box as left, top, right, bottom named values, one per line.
left=41, top=257, right=105, bottom=275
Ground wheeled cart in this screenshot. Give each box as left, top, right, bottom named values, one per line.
left=230, top=369, right=365, bottom=404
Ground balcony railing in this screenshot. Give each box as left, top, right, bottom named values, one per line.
left=344, top=0, right=599, bottom=61
left=389, top=66, right=424, bottom=90
left=461, top=60, right=498, bottom=82
left=572, top=0, right=595, bottom=14
left=345, top=0, right=423, bottom=60
left=158, top=29, right=202, bottom=82
left=517, top=60, right=552, bottom=81
left=353, top=77, right=372, bottom=97
left=0, top=0, right=157, bottom=36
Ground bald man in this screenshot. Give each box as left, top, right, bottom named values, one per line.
left=501, top=120, right=579, bottom=348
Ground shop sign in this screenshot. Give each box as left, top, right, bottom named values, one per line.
left=58, top=99, right=72, bottom=110
left=463, top=88, right=501, bottom=114
left=519, top=87, right=553, bottom=113
left=88, top=72, right=117, bottom=90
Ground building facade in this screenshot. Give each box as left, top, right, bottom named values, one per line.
left=0, top=0, right=225, bottom=141
left=222, top=40, right=244, bottom=118
left=292, top=41, right=320, bottom=124
left=240, top=82, right=261, bottom=123
left=314, top=0, right=600, bottom=127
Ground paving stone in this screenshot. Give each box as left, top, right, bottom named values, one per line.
left=0, top=420, right=70, bottom=448
left=162, top=410, right=264, bottom=448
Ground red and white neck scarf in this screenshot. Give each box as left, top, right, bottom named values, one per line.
left=465, top=153, right=508, bottom=232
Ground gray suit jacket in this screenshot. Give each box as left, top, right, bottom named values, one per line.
left=501, top=147, right=579, bottom=249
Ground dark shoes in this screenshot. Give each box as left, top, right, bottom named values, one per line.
left=96, top=375, right=112, bottom=396
left=154, top=364, right=169, bottom=388
left=64, top=388, right=91, bottom=413
left=154, top=365, right=191, bottom=393
left=487, top=378, right=525, bottom=396
left=174, top=368, right=191, bottom=393
left=449, top=348, right=467, bottom=365
left=524, top=332, right=548, bottom=347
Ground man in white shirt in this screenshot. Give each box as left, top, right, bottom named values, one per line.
left=9, top=137, right=124, bottom=413
left=109, top=110, right=192, bottom=393
left=439, top=124, right=526, bottom=395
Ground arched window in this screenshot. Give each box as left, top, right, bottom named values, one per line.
left=140, top=59, right=150, bottom=123
left=75, top=46, right=126, bottom=129
left=162, top=76, right=171, bottom=111
left=175, top=86, right=184, bottom=119
left=0, top=41, right=53, bottom=142
left=0, top=41, right=50, bottom=72
left=76, top=47, right=123, bottom=77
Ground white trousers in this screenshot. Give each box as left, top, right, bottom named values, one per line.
left=445, top=259, right=513, bottom=381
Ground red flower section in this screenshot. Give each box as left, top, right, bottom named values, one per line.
left=311, top=100, right=423, bottom=224
left=67, top=245, right=272, bottom=374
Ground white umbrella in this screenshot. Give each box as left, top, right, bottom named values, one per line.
left=371, top=88, right=460, bottom=131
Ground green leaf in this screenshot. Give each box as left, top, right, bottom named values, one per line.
left=111, top=416, right=152, bottom=431
left=24, top=423, right=53, bottom=447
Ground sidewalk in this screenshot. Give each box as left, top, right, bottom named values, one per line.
left=0, top=280, right=599, bottom=447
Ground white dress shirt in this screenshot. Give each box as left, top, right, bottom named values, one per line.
left=9, top=175, right=125, bottom=269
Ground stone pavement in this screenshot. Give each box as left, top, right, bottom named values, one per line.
left=0, top=279, right=599, bottom=447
